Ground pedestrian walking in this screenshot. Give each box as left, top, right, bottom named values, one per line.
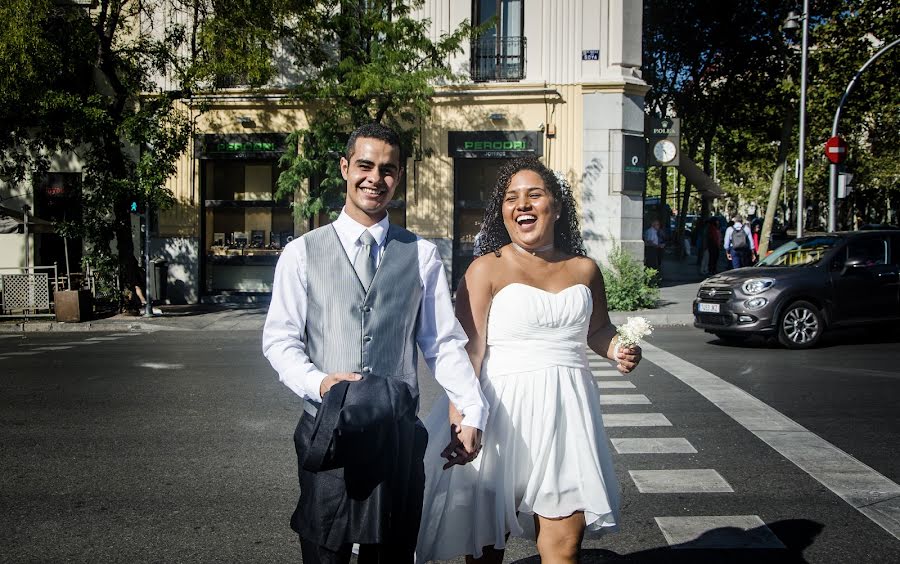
left=724, top=215, right=756, bottom=269
left=262, top=123, right=488, bottom=564
left=643, top=219, right=665, bottom=274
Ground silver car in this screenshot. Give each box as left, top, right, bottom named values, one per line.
left=693, top=231, right=900, bottom=348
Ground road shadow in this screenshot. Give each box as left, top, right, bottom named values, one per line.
left=704, top=323, right=900, bottom=350
left=510, top=519, right=822, bottom=564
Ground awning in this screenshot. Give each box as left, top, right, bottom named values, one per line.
left=0, top=204, right=56, bottom=234
left=677, top=156, right=725, bottom=199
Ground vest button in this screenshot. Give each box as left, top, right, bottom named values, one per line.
left=363, top=336, right=372, bottom=342
left=362, top=366, right=371, bottom=374
left=363, top=306, right=372, bottom=313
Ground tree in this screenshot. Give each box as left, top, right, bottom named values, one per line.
left=0, top=0, right=278, bottom=304
left=804, top=0, right=900, bottom=228
left=643, top=0, right=799, bottom=250
left=275, top=0, right=477, bottom=220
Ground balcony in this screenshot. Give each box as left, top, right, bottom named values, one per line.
left=470, top=36, right=526, bottom=82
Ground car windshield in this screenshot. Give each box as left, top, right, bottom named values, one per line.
left=757, top=236, right=840, bottom=267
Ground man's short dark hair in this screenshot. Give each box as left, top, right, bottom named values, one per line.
left=345, top=123, right=403, bottom=161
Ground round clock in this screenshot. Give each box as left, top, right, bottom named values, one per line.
left=653, top=139, right=677, bottom=164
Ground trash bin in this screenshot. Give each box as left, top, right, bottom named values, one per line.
left=149, top=258, right=168, bottom=303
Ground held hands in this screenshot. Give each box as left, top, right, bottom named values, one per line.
left=440, top=407, right=483, bottom=470
left=615, top=344, right=642, bottom=374
left=319, top=372, right=362, bottom=397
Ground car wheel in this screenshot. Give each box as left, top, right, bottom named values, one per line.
left=778, top=300, right=824, bottom=349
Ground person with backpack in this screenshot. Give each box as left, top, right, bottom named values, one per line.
left=724, top=215, right=756, bottom=269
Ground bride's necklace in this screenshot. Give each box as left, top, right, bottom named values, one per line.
left=511, top=241, right=554, bottom=256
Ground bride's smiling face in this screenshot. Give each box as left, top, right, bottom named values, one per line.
left=502, top=170, right=559, bottom=250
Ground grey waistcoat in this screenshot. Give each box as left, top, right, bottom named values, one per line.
left=304, top=224, right=422, bottom=405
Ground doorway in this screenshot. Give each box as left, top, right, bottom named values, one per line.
left=452, top=158, right=506, bottom=289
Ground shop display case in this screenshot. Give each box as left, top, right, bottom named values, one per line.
left=203, top=161, right=294, bottom=293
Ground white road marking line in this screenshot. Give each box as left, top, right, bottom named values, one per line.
left=2, top=351, right=39, bottom=356
left=599, top=394, right=650, bottom=405
left=612, top=437, right=697, bottom=454
left=107, top=333, right=141, bottom=337
left=31, top=346, right=73, bottom=351
left=136, top=362, right=184, bottom=370
left=592, top=369, right=623, bottom=377
left=57, top=341, right=98, bottom=345
left=602, top=413, right=672, bottom=427
left=85, top=337, right=121, bottom=341
left=597, top=381, right=636, bottom=389
left=642, top=341, right=900, bottom=540
left=0, top=335, right=21, bottom=339
left=629, top=469, right=733, bottom=493
left=655, top=515, right=786, bottom=549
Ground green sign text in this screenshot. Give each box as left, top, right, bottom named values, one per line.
left=463, top=140, right=526, bottom=151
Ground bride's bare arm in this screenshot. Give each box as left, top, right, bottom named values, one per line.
left=581, top=259, right=641, bottom=373
left=448, top=257, right=494, bottom=424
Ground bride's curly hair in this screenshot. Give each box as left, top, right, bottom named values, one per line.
left=476, top=157, right=586, bottom=257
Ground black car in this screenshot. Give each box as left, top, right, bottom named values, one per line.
left=693, top=230, right=900, bottom=348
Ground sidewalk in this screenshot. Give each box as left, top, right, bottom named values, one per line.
left=0, top=252, right=709, bottom=333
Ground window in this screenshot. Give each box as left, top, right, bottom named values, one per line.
left=471, top=0, right=525, bottom=82
left=846, top=236, right=888, bottom=267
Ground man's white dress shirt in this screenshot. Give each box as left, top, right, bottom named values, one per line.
left=262, top=209, right=488, bottom=430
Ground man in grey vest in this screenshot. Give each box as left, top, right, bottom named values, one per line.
left=263, top=123, right=488, bottom=564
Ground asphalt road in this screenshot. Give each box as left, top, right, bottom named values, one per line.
left=1, top=328, right=899, bottom=563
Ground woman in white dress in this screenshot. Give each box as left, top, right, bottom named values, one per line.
left=417, top=157, right=642, bottom=563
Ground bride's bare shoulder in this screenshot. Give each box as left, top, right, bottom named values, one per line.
left=463, top=248, right=511, bottom=290
left=566, top=255, right=602, bottom=281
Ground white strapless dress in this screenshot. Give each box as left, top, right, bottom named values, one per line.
left=416, top=283, right=620, bottom=562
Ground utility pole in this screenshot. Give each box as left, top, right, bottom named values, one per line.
left=143, top=197, right=152, bottom=317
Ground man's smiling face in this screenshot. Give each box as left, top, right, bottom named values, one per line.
left=341, top=137, right=402, bottom=226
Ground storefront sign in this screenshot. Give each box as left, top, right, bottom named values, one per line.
left=622, top=134, right=647, bottom=195
left=449, top=131, right=543, bottom=159
left=582, top=50, right=600, bottom=60
left=197, top=133, right=288, bottom=160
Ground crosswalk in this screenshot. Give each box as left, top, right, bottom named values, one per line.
left=0, top=332, right=143, bottom=359
left=588, top=350, right=786, bottom=550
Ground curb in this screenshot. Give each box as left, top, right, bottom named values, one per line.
left=0, top=320, right=182, bottom=333
left=3, top=312, right=699, bottom=332
left=609, top=312, right=695, bottom=327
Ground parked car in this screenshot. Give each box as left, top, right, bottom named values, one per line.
left=693, top=230, right=900, bottom=348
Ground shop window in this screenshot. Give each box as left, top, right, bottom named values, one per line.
left=203, top=161, right=293, bottom=294
left=471, top=0, right=526, bottom=82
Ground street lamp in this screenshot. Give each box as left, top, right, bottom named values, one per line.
left=784, top=3, right=810, bottom=237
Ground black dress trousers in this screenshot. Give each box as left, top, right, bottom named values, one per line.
left=291, top=411, right=428, bottom=564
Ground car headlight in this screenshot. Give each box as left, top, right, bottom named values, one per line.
left=744, top=297, right=768, bottom=310
left=742, top=278, right=775, bottom=295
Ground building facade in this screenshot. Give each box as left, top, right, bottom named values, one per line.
left=1, top=0, right=647, bottom=305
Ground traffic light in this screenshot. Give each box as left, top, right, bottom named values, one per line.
left=129, top=199, right=144, bottom=214
left=837, top=172, right=854, bottom=199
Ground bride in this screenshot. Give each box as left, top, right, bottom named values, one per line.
left=417, top=157, right=642, bottom=564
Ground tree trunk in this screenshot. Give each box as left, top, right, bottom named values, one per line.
left=759, top=110, right=793, bottom=257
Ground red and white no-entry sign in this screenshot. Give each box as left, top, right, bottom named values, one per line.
left=824, top=136, right=849, bottom=164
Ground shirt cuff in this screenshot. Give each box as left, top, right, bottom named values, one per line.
left=459, top=404, right=488, bottom=431
left=305, top=370, right=328, bottom=403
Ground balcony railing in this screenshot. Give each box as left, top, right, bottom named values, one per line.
left=470, top=36, right=526, bottom=82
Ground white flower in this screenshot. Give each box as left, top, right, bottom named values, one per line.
left=617, top=316, right=653, bottom=348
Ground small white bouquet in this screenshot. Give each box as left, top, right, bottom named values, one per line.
left=616, top=316, right=653, bottom=350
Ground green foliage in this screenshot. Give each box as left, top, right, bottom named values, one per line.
left=601, top=244, right=660, bottom=312
left=276, top=0, right=477, bottom=217
left=0, top=0, right=283, bottom=303
left=644, top=0, right=900, bottom=228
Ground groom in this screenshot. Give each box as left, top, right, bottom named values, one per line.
left=263, top=122, right=488, bottom=564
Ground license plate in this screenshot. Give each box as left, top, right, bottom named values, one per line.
left=698, top=302, right=720, bottom=313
